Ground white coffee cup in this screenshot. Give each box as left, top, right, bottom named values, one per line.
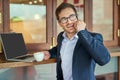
left=33, top=52, right=44, bottom=62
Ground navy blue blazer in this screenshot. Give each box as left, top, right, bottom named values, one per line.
left=49, top=30, right=111, bottom=80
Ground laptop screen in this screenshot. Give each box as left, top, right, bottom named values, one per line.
left=0, top=33, right=27, bottom=59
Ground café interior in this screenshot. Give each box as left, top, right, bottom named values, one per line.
left=0, top=0, right=120, bottom=80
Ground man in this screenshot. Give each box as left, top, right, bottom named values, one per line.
left=43, top=2, right=110, bottom=80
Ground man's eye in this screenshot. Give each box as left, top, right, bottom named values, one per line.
left=61, top=18, right=67, bottom=21
left=70, top=14, right=76, bottom=17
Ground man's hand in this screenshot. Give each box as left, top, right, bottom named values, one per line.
left=74, top=20, right=86, bottom=32
left=43, top=51, right=51, bottom=60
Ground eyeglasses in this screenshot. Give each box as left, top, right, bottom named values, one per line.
left=59, top=14, right=77, bottom=24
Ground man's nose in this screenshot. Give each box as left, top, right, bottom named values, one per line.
left=67, top=18, right=72, bottom=23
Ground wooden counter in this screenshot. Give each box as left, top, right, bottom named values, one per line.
left=0, top=50, right=120, bottom=79
left=0, top=50, right=119, bottom=69
left=109, top=47, right=120, bottom=57
left=0, top=58, right=56, bottom=69
left=108, top=47, right=120, bottom=80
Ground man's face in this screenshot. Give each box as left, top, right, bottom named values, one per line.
left=58, top=8, right=78, bottom=34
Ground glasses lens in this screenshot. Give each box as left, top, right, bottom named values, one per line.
left=69, top=14, right=77, bottom=21
left=60, top=18, right=68, bottom=24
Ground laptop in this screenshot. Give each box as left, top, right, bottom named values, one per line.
left=0, top=33, right=35, bottom=62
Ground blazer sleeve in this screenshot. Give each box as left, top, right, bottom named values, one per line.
left=48, top=46, right=57, bottom=58
left=48, top=32, right=64, bottom=59
left=77, top=29, right=111, bottom=66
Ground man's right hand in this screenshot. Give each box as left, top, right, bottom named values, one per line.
left=43, top=51, right=51, bottom=60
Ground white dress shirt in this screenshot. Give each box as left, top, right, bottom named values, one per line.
left=60, top=32, right=78, bottom=80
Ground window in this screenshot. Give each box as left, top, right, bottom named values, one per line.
left=10, top=0, right=47, bottom=43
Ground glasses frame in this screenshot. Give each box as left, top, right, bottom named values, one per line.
left=59, top=14, right=77, bottom=24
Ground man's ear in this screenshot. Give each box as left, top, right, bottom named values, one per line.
left=57, top=22, right=62, bottom=27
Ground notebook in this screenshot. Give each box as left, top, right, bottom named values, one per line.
left=0, top=33, right=35, bottom=62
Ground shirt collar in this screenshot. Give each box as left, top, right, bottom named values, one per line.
left=62, top=32, right=78, bottom=40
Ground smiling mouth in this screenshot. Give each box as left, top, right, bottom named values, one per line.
left=67, top=24, right=74, bottom=28
left=67, top=26, right=75, bottom=31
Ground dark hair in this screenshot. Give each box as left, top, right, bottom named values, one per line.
left=55, top=2, right=78, bottom=20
